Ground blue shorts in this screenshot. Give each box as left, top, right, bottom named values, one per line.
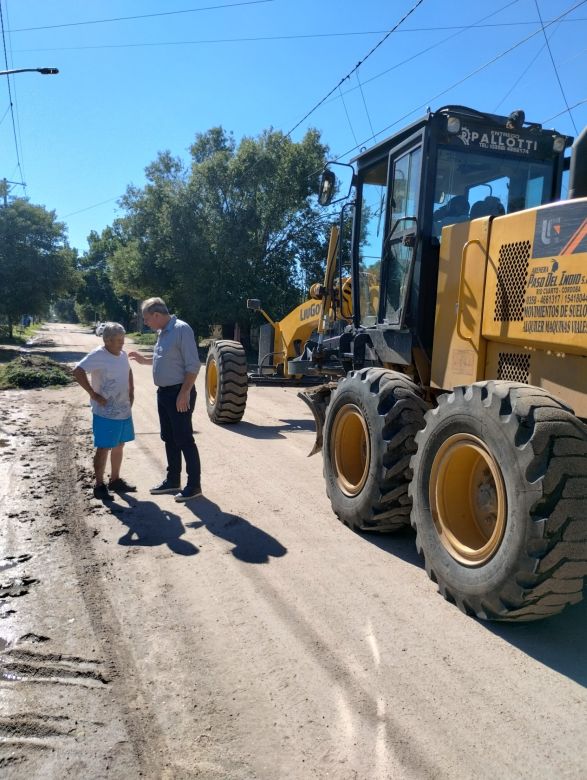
left=92, top=415, right=135, bottom=449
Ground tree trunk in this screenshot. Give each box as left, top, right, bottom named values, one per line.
left=136, top=300, right=143, bottom=333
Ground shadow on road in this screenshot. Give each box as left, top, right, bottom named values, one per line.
left=362, top=525, right=587, bottom=686
left=44, top=349, right=88, bottom=364
left=362, top=525, right=424, bottom=569
left=19, top=347, right=88, bottom=364
left=184, top=497, right=287, bottom=563
left=110, top=495, right=198, bottom=556
left=486, top=594, right=587, bottom=688
left=222, top=418, right=314, bottom=440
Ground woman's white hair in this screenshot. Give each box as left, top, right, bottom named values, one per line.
left=102, top=322, right=126, bottom=341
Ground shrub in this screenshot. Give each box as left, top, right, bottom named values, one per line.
left=127, top=332, right=157, bottom=346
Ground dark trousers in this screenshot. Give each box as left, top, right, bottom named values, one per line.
left=157, top=385, right=201, bottom=488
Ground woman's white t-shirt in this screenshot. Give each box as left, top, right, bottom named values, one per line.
left=75, top=346, right=132, bottom=420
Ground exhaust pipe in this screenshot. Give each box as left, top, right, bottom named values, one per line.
left=569, top=125, right=587, bottom=199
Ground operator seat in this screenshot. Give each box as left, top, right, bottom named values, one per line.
left=470, top=196, right=505, bottom=220
left=433, top=195, right=470, bottom=237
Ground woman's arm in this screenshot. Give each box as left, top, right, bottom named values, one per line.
left=72, top=366, right=107, bottom=406
left=129, top=367, right=135, bottom=406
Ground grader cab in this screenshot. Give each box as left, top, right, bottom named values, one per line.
left=205, top=105, right=587, bottom=621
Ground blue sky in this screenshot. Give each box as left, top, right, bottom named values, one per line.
left=1, top=0, right=586, bottom=254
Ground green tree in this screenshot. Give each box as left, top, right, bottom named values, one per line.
left=111, top=150, right=193, bottom=317
left=111, top=127, right=330, bottom=340
left=53, top=297, right=79, bottom=323
left=0, top=198, right=78, bottom=336
left=75, top=227, right=136, bottom=328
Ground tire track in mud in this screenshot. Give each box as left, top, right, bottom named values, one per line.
left=54, top=405, right=168, bottom=777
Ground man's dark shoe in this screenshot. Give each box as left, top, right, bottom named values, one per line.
left=174, top=485, right=203, bottom=503
left=108, top=478, right=137, bottom=493
left=150, top=479, right=181, bottom=495
left=93, top=483, right=114, bottom=501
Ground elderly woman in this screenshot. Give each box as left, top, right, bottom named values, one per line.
left=73, top=322, right=135, bottom=500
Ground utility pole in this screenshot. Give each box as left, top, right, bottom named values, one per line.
left=1, top=178, right=26, bottom=206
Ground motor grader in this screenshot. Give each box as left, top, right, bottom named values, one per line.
left=205, top=105, right=587, bottom=622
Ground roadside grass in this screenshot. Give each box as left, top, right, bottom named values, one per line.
left=0, top=354, right=73, bottom=389
left=0, top=323, right=41, bottom=347
left=127, top=331, right=157, bottom=346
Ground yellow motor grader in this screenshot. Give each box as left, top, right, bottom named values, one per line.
left=205, top=105, right=587, bottom=622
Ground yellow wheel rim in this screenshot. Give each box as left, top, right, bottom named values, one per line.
left=430, top=433, right=506, bottom=566
left=332, top=404, right=370, bottom=496
left=206, top=358, right=218, bottom=406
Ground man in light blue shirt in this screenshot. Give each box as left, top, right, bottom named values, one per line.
left=129, top=297, right=202, bottom=502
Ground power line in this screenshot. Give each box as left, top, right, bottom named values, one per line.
left=0, top=1, right=24, bottom=186
left=9, top=15, right=587, bottom=39
left=14, top=35, right=390, bottom=54
left=323, top=0, right=522, bottom=110
left=542, top=97, right=587, bottom=124
left=4, top=1, right=27, bottom=193
left=7, top=0, right=274, bottom=34
left=332, top=0, right=587, bottom=164
left=355, top=71, right=376, bottom=145
left=301, top=0, right=523, bottom=162
left=338, top=86, right=359, bottom=147
left=534, top=0, right=578, bottom=133
left=63, top=197, right=120, bottom=219
left=493, top=26, right=557, bottom=112
left=12, top=17, right=587, bottom=53
left=285, top=0, right=425, bottom=139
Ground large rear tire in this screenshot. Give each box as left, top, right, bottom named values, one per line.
left=409, top=381, right=587, bottom=621
left=205, top=340, right=248, bottom=424
left=323, top=368, right=427, bottom=532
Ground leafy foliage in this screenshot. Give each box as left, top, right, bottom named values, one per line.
left=52, top=297, right=79, bottom=323
left=75, top=227, right=136, bottom=327
left=0, top=199, right=78, bottom=336
left=107, top=126, right=331, bottom=338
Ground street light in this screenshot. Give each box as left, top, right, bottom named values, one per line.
left=0, top=67, right=59, bottom=76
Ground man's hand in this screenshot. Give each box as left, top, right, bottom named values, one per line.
left=128, top=351, right=149, bottom=365
left=176, top=389, right=191, bottom=413
left=91, top=392, right=107, bottom=407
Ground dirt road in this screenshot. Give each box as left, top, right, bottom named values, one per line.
left=1, top=323, right=586, bottom=779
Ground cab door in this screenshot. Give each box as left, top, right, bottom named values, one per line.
left=353, top=155, right=389, bottom=328
left=381, top=144, right=422, bottom=327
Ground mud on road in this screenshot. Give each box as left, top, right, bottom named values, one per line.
left=0, top=388, right=164, bottom=777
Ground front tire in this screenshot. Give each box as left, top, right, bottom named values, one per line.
left=323, top=368, right=427, bottom=532
left=205, top=340, right=248, bottom=424
left=410, top=381, right=587, bottom=621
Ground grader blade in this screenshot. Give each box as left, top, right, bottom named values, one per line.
left=298, top=385, right=333, bottom=457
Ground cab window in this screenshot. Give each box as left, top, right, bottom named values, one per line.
left=357, top=158, right=388, bottom=326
